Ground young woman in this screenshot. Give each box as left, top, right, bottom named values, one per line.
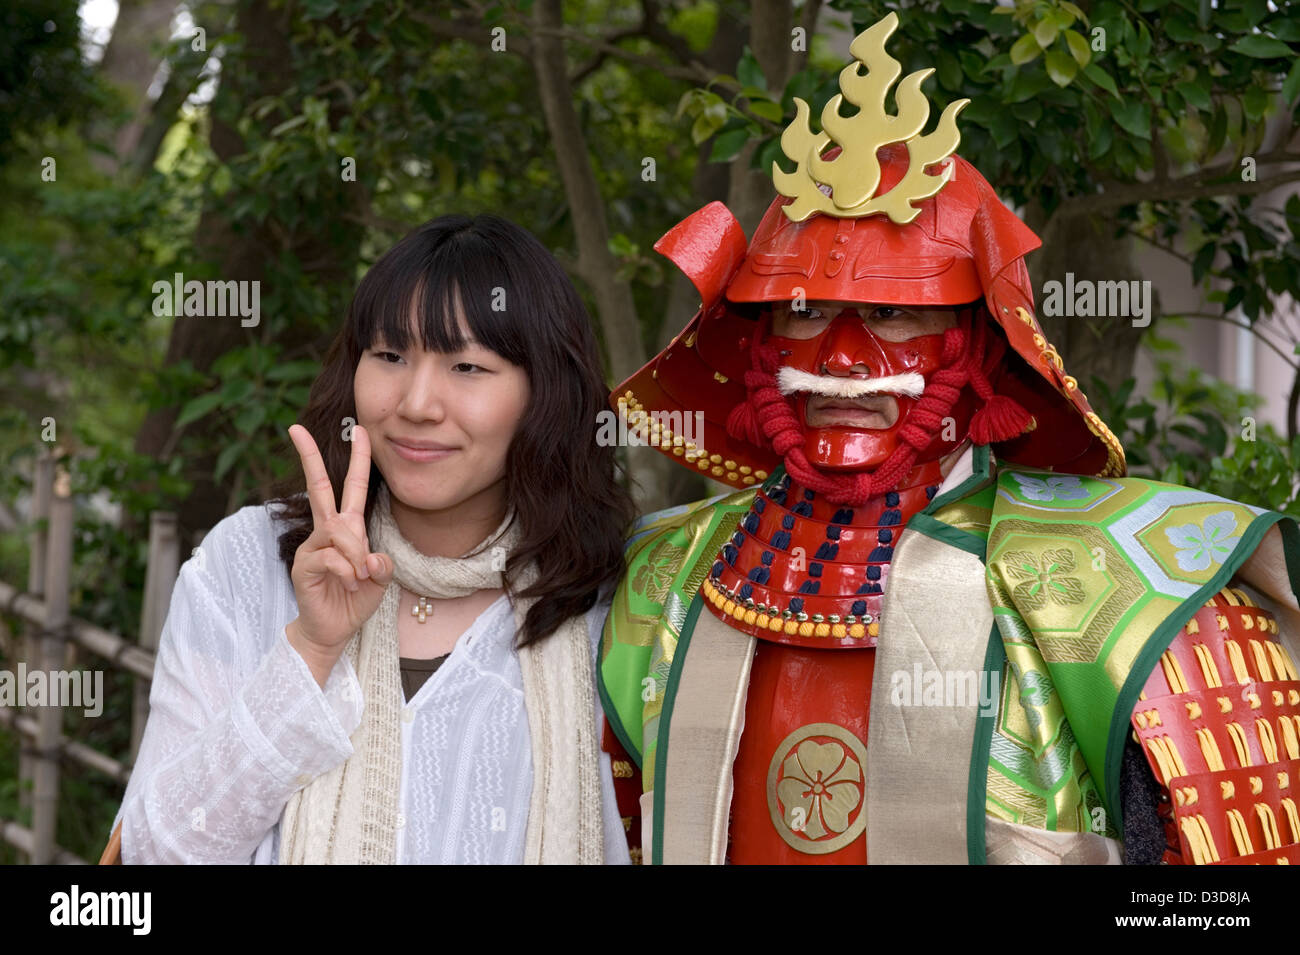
left=109, top=214, right=637, bottom=863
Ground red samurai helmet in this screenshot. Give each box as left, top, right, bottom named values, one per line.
left=611, top=13, right=1124, bottom=502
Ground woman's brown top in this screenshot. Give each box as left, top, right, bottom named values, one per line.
left=399, top=654, right=450, bottom=702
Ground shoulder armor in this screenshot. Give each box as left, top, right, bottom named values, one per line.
left=1131, top=586, right=1300, bottom=864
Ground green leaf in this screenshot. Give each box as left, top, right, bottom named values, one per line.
left=1284, top=59, right=1300, bottom=105
left=1175, top=80, right=1212, bottom=112
left=214, top=441, right=247, bottom=483
left=1228, top=35, right=1293, bottom=58
left=1286, top=194, right=1300, bottom=229
left=1109, top=99, right=1151, bottom=138
left=748, top=99, right=784, bottom=122
left=1008, top=70, right=1054, bottom=103
left=1034, top=18, right=1060, bottom=49
left=220, top=377, right=255, bottom=403
left=988, top=108, right=1018, bottom=148
left=754, top=136, right=785, bottom=175
left=691, top=108, right=726, bottom=145
left=1010, top=33, right=1042, bottom=65
left=1134, top=21, right=1152, bottom=60
left=266, top=359, right=320, bottom=382
left=234, top=404, right=267, bottom=434
left=737, top=47, right=767, bottom=91
left=176, top=391, right=223, bottom=429
left=1207, top=104, right=1228, bottom=155
left=269, top=114, right=307, bottom=137
left=1243, top=84, right=1269, bottom=121
left=754, top=132, right=780, bottom=174
left=1164, top=16, right=1200, bottom=43
left=1269, top=18, right=1300, bottom=42
left=1044, top=50, right=1078, bottom=86
left=1065, top=29, right=1091, bottom=67
left=709, top=126, right=750, bottom=163
left=1195, top=32, right=1222, bottom=53
left=1011, top=100, right=1043, bottom=123
left=1060, top=1, right=1092, bottom=23
left=1192, top=242, right=1216, bottom=281
left=675, top=89, right=702, bottom=120
left=1082, top=63, right=1118, bottom=97
left=935, top=49, right=963, bottom=89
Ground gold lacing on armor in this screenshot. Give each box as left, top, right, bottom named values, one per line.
left=1226, top=722, right=1252, bottom=767
left=618, top=389, right=769, bottom=486
left=1282, top=799, right=1300, bottom=842
left=1258, top=718, right=1279, bottom=763
left=1161, top=650, right=1190, bottom=694
left=1250, top=639, right=1274, bottom=680
left=1227, top=808, right=1255, bottom=855
left=1257, top=803, right=1283, bottom=850
left=1197, top=728, right=1226, bottom=771
left=1280, top=714, right=1300, bottom=759
left=1146, top=735, right=1188, bottom=784
left=1180, top=815, right=1221, bottom=864
left=1193, top=643, right=1223, bottom=688
left=1225, top=640, right=1252, bottom=683
left=1268, top=641, right=1297, bottom=680
left=701, top=575, right=880, bottom=641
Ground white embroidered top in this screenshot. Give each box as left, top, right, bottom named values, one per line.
left=111, top=502, right=632, bottom=864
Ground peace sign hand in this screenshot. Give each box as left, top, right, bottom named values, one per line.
left=285, top=423, right=394, bottom=681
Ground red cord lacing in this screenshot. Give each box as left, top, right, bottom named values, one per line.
left=724, top=309, right=1031, bottom=505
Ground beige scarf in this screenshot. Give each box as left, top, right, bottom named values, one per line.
left=278, top=482, right=604, bottom=864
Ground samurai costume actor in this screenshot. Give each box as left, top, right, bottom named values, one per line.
left=598, top=13, right=1300, bottom=865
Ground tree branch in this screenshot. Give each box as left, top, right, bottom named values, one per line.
left=793, top=0, right=824, bottom=74
left=1059, top=150, right=1300, bottom=215
left=409, top=8, right=723, bottom=89
left=407, top=10, right=532, bottom=56
left=1166, top=311, right=1300, bottom=370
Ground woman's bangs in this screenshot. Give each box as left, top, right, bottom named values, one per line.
left=354, top=235, right=525, bottom=366
left=423, top=240, right=527, bottom=366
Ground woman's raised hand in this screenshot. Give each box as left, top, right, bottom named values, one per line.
left=286, top=423, right=394, bottom=676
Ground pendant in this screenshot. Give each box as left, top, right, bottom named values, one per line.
left=411, top=595, right=434, bottom=624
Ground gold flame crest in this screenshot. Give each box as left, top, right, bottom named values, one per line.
left=773, top=12, right=969, bottom=224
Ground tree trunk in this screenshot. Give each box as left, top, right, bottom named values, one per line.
left=1025, top=204, right=1150, bottom=399
left=530, top=0, right=681, bottom=511
left=132, top=0, right=368, bottom=541
left=725, top=0, right=797, bottom=237
left=91, top=0, right=179, bottom=174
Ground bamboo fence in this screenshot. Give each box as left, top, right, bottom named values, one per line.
left=0, top=449, right=197, bottom=864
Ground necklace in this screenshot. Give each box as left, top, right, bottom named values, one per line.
left=409, top=591, right=434, bottom=624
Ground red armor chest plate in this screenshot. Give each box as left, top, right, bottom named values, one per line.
left=728, top=639, right=876, bottom=863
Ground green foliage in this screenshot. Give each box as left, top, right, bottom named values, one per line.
left=684, top=0, right=1300, bottom=396
left=1090, top=357, right=1300, bottom=516
left=0, top=0, right=101, bottom=165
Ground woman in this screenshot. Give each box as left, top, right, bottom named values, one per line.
left=109, top=213, right=637, bottom=863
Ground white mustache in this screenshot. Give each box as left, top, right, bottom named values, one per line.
left=776, top=367, right=926, bottom=399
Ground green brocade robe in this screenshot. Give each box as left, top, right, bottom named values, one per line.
left=599, top=444, right=1300, bottom=863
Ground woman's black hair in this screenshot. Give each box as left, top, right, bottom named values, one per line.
left=268, top=213, right=636, bottom=646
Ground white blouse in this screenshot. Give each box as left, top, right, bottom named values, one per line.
left=111, top=501, right=631, bottom=864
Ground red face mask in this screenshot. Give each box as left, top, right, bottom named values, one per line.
left=764, top=306, right=978, bottom=470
